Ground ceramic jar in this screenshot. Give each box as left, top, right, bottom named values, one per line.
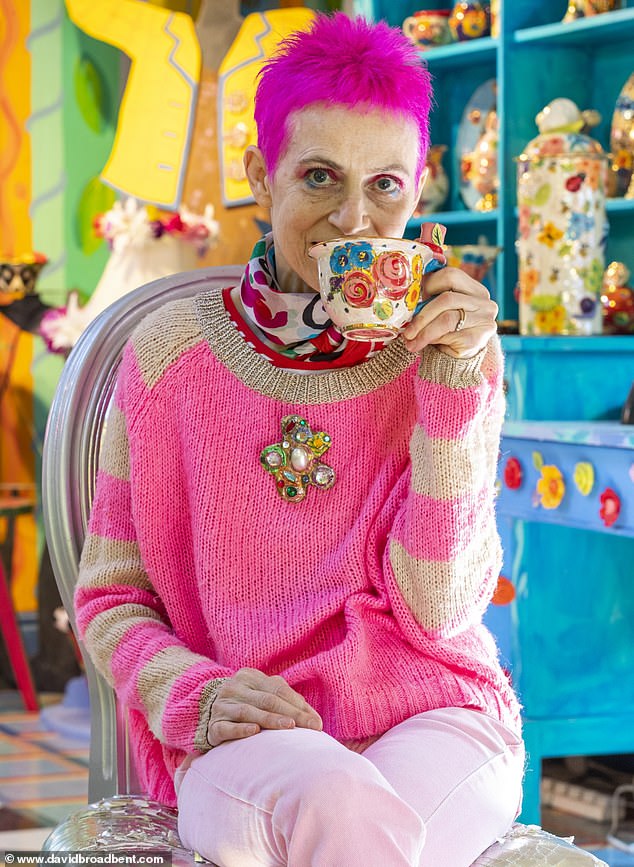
left=448, top=1, right=490, bottom=41
left=402, top=9, right=451, bottom=49
left=516, top=111, right=609, bottom=336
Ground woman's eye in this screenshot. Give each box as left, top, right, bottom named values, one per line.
left=306, top=168, right=333, bottom=186
left=374, top=176, right=401, bottom=193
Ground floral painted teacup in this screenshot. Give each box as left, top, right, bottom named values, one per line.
left=308, top=236, right=444, bottom=341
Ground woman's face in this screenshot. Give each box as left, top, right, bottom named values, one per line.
left=245, top=104, right=424, bottom=293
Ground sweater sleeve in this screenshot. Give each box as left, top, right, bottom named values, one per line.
left=384, top=336, right=505, bottom=639
left=74, top=340, right=231, bottom=755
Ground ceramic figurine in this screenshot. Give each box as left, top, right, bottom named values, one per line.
left=402, top=9, right=451, bottom=50
left=601, top=261, right=634, bottom=334
left=609, top=72, right=634, bottom=197
left=448, top=1, right=490, bottom=41
left=563, top=0, right=622, bottom=21
left=460, top=109, right=498, bottom=211
left=516, top=98, right=609, bottom=336
left=415, top=144, right=449, bottom=215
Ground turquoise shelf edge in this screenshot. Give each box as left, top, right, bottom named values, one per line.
left=513, top=7, right=634, bottom=45
left=501, top=334, right=634, bottom=352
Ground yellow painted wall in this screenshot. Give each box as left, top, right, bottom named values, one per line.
left=0, top=0, right=38, bottom=612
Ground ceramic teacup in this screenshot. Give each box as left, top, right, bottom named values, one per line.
left=308, top=236, right=444, bottom=341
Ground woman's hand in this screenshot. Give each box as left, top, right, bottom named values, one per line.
left=402, top=267, right=498, bottom=359
left=207, top=668, right=323, bottom=747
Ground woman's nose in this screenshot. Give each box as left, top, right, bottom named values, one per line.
left=328, top=193, right=370, bottom=236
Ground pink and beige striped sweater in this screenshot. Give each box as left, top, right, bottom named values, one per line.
left=75, top=287, right=520, bottom=808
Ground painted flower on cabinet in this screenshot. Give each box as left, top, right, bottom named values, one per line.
left=491, top=575, right=516, bottom=606
left=537, top=464, right=566, bottom=510
left=599, top=487, right=621, bottom=527
left=573, top=461, right=595, bottom=496
left=503, top=457, right=523, bottom=489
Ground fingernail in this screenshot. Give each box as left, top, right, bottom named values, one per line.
left=246, top=725, right=258, bottom=735
left=280, top=718, right=295, bottom=729
left=310, top=719, right=323, bottom=730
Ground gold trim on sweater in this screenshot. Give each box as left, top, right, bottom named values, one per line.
left=194, top=288, right=418, bottom=404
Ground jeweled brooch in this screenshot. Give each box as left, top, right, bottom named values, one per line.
left=261, top=415, right=335, bottom=503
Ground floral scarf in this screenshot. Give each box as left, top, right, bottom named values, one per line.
left=225, top=235, right=385, bottom=369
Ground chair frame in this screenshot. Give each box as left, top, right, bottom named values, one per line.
left=42, top=265, right=244, bottom=803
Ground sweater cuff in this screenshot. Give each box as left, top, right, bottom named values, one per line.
left=193, top=677, right=229, bottom=752
left=417, top=343, right=488, bottom=390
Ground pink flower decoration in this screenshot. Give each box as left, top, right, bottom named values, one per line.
left=599, top=487, right=621, bottom=527
left=371, top=251, right=411, bottom=299
left=342, top=270, right=376, bottom=308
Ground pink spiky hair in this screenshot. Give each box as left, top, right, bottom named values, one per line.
left=254, top=13, right=433, bottom=182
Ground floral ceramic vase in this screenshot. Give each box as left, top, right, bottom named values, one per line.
left=448, top=1, right=490, bottom=41
left=516, top=98, right=609, bottom=336
left=601, top=261, right=634, bottom=334
left=415, top=145, right=449, bottom=215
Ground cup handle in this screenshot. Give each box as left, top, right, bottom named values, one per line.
left=402, top=16, right=418, bottom=39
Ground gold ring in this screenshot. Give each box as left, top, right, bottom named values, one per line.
left=454, top=308, right=466, bottom=332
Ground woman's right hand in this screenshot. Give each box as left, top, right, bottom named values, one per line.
left=207, top=668, right=323, bottom=747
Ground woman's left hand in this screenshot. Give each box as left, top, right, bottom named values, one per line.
left=402, top=267, right=498, bottom=359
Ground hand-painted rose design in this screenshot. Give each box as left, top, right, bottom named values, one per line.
left=503, top=457, right=523, bottom=490
left=342, top=270, right=376, bottom=308
left=372, top=251, right=411, bottom=300
left=599, top=487, right=620, bottom=527
left=536, top=464, right=565, bottom=509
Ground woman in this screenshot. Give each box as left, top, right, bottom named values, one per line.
left=75, top=13, right=524, bottom=866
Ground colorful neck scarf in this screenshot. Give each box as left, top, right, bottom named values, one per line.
left=229, top=235, right=385, bottom=369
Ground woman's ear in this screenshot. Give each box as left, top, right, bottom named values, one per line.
left=410, top=166, right=429, bottom=219
left=244, top=146, right=272, bottom=208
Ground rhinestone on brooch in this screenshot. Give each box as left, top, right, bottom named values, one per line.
left=260, top=415, right=335, bottom=503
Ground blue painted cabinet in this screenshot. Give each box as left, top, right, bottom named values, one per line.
left=357, top=0, right=634, bottom=824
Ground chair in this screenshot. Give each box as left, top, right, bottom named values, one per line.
left=41, top=266, right=606, bottom=865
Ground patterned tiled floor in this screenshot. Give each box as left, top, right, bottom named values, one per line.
left=0, top=690, right=88, bottom=833
left=0, top=688, right=633, bottom=863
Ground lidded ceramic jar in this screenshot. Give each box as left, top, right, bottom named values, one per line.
left=516, top=98, right=609, bottom=335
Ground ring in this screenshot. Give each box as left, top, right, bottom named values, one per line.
left=454, top=308, right=466, bottom=332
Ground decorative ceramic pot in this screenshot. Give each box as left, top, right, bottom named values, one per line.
left=0, top=253, right=48, bottom=306
left=448, top=1, right=490, bottom=41
left=415, top=144, right=449, bottom=215
left=444, top=244, right=501, bottom=283
left=516, top=100, right=609, bottom=336
left=402, top=9, right=451, bottom=50
left=562, top=0, right=622, bottom=21
left=601, top=261, right=634, bottom=334
left=308, top=235, right=444, bottom=341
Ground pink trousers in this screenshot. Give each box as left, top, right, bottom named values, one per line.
left=175, top=707, right=525, bottom=867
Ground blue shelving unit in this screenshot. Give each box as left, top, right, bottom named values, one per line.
left=356, top=0, right=634, bottom=323
left=357, top=0, right=634, bottom=824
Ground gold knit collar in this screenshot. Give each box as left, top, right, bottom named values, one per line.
left=194, top=288, right=416, bottom=405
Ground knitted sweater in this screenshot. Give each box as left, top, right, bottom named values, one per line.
left=75, top=287, right=520, bottom=808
